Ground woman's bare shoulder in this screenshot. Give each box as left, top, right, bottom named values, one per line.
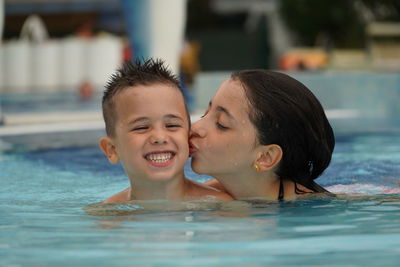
left=204, top=179, right=227, bottom=192
left=187, top=179, right=233, bottom=201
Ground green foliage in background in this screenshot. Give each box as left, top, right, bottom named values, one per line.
left=280, top=0, right=400, bottom=49
left=361, top=0, right=400, bottom=21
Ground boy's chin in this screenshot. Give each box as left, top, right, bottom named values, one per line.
left=146, top=166, right=184, bottom=179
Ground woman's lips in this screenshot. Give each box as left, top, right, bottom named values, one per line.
left=189, top=141, right=197, bottom=154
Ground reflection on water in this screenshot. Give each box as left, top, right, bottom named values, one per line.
left=85, top=193, right=400, bottom=217
left=85, top=199, right=258, bottom=217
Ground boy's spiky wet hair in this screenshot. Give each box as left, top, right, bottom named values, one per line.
left=102, top=58, right=183, bottom=137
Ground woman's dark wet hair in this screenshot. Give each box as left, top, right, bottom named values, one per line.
left=231, top=70, right=335, bottom=193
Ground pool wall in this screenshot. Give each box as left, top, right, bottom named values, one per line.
left=1, top=71, right=399, bottom=144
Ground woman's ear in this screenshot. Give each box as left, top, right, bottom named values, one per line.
left=99, top=137, right=119, bottom=164
left=255, top=144, right=282, bottom=171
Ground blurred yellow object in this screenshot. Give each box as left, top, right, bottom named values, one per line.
left=180, top=40, right=201, bottom=85
left=280, top=48, right=328, bottom=71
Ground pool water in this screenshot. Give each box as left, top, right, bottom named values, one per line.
left=1, top=92, right=102, bottom=113
left=1, top=132, right=400, bottom=266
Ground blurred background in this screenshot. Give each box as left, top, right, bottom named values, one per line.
left=0, top=0, right=400, bottom=136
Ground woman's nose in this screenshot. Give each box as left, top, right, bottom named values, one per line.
left=190, top=121, right=206, bottom=138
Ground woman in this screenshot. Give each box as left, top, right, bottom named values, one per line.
left=189, top=70, right=335, bottom=201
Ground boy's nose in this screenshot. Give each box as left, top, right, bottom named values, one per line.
left=150, top=129, right=168, bottom=144
left=151, top=138, right=167, bottom=144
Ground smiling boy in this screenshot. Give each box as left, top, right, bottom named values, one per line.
left=99, top=59, right=232, bottom=203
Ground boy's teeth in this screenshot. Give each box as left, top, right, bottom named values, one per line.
left=147, top=153, right=173, bottom=163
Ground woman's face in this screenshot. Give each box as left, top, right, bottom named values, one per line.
left=190, top=78, right=260, bottom=177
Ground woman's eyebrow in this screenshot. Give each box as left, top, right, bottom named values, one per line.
left=216, top=106, right=235, bottom=121
left=210, top=100, right=235, bottom=121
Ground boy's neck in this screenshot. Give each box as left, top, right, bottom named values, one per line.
left=129, top=174, right=189, bottom=201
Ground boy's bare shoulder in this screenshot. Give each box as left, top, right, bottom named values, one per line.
left=185, top=179, right=233, bottom=201
left=103, top=187, right=131, bottom=203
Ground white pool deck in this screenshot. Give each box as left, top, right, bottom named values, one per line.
left=0, top=109, right=363, bottom=137
left=0, top=111, right=205, bottom=137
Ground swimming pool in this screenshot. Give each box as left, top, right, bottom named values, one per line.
left=1, top=130, right=400, bottom=266
left=1, top=70, right=400, bottom=265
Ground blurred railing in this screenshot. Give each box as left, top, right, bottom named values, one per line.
left=0, top=35, right=123, bottom=94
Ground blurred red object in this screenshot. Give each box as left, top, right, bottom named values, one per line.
left=280, top=49, right=328, bottom=71
left=79, top=81, right=94, bottom=100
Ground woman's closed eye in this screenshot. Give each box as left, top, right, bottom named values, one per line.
left=216, top=121, right=229, bottom=130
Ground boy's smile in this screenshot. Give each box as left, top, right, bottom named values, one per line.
left=107, top=83, right=190, bottom=182
left=144, top=150, right=176, bottom=168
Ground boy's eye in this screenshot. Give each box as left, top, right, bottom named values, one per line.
left=216, top=122, right=229, bottom=130
left=166, top=124, right=181, bottom=129
left=132, top=126, right=149, bottom=131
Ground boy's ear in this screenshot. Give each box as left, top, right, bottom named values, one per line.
left=255, top=144, right=283, bottom=172
left=99, top=137, right=119, bottom=164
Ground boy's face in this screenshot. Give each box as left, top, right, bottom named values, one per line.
left=102, top=83, right=189, bottom=182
